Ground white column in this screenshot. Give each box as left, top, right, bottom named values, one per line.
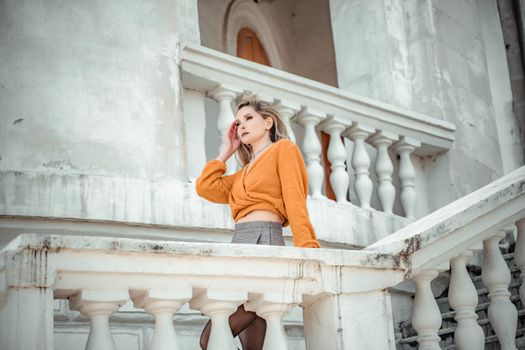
left=69, top=290, right=128, bottom=350
left=368, top=131, right=397, bottom=214
left=0, top=288, right=54, bottom=350
left=130, top=289, right=192, bottom=350
left=210, top=84, right=239, bottom=174
left=345, top=123, right=375, bottom=209
left=449, top=251, right=484, bottom=350
left=319, top=117, right=350, bottom=203
left=394, top=137, right=420, bottom=219
left=514, top=218, right=525, bottom=305
left=245, top=295, right=294, bottom=350
left=0, top=247, right=54, bottom=350
left=274, top=99, right=300, bottom=144
left=482, top=231, right=518, bottom=350
left=295, top=107, right=325, bottom=198
left=190, top=290, right=247, bottom=350
left=412, top=270, right=442, bottom=350
left=303, top=291, right=396, bottom=350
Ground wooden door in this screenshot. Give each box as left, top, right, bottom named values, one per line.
left=237, top=27, right=271, bottom=66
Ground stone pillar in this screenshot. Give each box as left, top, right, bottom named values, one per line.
left=303, top=291, right=395, bottom=350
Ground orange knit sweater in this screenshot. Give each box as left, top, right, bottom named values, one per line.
left=195, top=139, right=320, bottom=248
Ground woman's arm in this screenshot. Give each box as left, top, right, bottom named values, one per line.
left=196, top=160, right=239, bottom=203
left=196, top=120, right=241, bottom=203
left=278, top=140, right=320, bottom=248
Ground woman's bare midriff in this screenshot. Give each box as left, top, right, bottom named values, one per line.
left=236, top=210, right=283, bottom=224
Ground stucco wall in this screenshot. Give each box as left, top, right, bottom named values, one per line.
left=0, top=0, right=200, bottom=181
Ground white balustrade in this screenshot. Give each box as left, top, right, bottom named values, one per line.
left=449, top=251, right=485, bottom=350
left=412, top=270, right=442, bottom=350
left=345, top=123, right=375, bottom=209
left=131, top=289, right=192, bottom=350
left=295, top=107, right=325, bottom=198
left=274, top=99, right=300, bottom=144
left=482, top=231, right=518, bottom=350
left=190, top=289, right=248, bottom=350
left=394, top=137, right=420, bottom=219
left=515, top=218, right=525, bottom=305
left=368, top=131, right=397, bottom=214
left=69, top=290, right=128, bottom=350
left=319, top=117, right=350, bottom=203
left=210, top=84, right=239, bottom=174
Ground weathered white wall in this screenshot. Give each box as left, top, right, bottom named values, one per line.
left=480, top=0, right=523, bottom=174
left=498, top=0, right=525, bottom=168
left=329, top=0, right=517, bottom=211
left=0, top=0, right=200, bottom=181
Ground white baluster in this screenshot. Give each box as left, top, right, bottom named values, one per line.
left=295, top=107, right=325, bottom=198
left=449, top=251, right=484, bottom=349
left=190, top=290, right=247, bottom=350
left=412, top=270, right=442, bottom=350
left=245, top=294, right=294, bottom=350
left=210, top=85, right=239, bottom=174
left=515, top=219, right=525, bottom=305
left=394, top=137, right=420, bottom=219
left=482, top=231, right=518, bottom=350
left=274, top=99, right=300, bottom=144
left=345, top=123, right=375, bottom=209
left=130, top=290, right=192, bottom=350
left=368, top=131, right=397, bottom=214
left=69, top=290, right=128, bottom=350
left=318, top=117, right=350, bottom=203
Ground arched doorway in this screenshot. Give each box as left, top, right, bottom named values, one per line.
left=237, top=27, right=271, bottom=67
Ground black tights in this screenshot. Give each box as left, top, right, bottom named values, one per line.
left=199, top=305, right=266, bottom=350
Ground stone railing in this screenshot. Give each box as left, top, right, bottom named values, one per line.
left=1, top=167, right=523, bottom=349
left=181, top=43, right=456, bottom=220
left=366, top=165, right=525, bottom=349
left=0, top=233, right=405, bottom=350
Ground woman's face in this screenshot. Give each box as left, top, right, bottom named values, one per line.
left=235, top=105, right=273, bottom=145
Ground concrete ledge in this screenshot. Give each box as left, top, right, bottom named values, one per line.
left=0, top=170, right=411, bottom=248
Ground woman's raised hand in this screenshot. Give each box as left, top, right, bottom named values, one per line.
left=217, top=121, right=241, bottom=162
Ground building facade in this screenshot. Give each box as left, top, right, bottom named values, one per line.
left=1, top=0, right=524, bottom=349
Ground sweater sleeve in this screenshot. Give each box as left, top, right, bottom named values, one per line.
left=278, top=141, right=320, bottom=248
left=195, top=159, right=240, bottom=204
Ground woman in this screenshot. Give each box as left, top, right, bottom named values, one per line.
left=195, top=95, right=320, bottom=350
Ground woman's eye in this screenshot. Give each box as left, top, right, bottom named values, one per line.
left=246, top=116, right=252, bottom=120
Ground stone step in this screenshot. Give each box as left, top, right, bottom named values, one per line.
left=440, top=294, right=522, bottom=320
left=441, top=329, right=525, bottom=350
left=471, top=263, right=521, bottom=284
left=398, top=250, right=521, bottom=349
left=435, top=279, right=522, bottom=307
left=399, top=291, right=523, bottom=337
left=399, top=324, right=525, bottom=348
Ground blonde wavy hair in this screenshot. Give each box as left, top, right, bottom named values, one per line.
left=235, top=95, right=290, bottom=166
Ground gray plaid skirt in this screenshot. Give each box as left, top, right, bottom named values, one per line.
left=231, top=221, right=285, bottom=246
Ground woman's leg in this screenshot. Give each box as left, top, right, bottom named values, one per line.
left=199, top=305, right=259, bottom=350
left=238, top=316, right=266, bottom=350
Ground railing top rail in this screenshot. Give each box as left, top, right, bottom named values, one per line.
left=365, top=166, right=525, bottom=276
left=1, top=233, right=404, bottom=270
left=180, top=43, right=456, bottom=155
